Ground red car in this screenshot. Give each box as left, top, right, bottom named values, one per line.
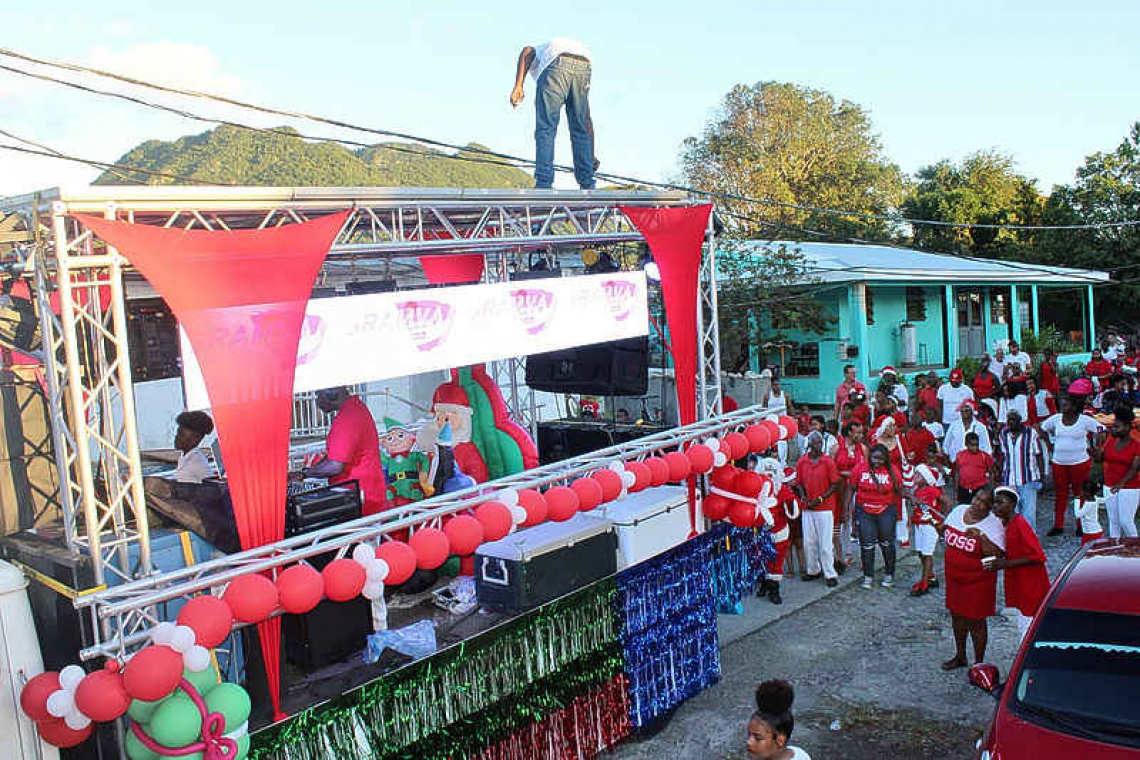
left=970, top=537, right=1140, bottom=758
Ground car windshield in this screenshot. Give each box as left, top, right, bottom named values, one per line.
left=1012, top=608, right=1140, bottom=749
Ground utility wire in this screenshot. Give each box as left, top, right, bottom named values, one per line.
left=2, top=45, right=1138, bottom=233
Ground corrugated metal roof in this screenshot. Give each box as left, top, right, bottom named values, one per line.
left=732, top=241, right=1110, bottom=285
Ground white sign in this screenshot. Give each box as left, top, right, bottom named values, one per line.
left=180, top=271, right=648, bottom=410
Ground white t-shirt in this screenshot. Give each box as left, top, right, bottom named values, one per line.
left=998, top=394, right=1028, bottom=423
left=923, top=421, right=945, bottom=441
left=1006, top=351, right=1031, bottom=373
left=988, top=358, right=1007, bottom=379
left=528, top=39, right=592, bottom=80
left=936, top=384, right=975, bottom=426
left=788, top=748, right=812, bottom=760
left=174, top=449, right=214, bottom=483
left=1040, top=414, right=1103, bottom=466
left=1075, top=498, right=1102, bottom=535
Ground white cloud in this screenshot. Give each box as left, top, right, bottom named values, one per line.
left=88, top=41, right=242, bottom=97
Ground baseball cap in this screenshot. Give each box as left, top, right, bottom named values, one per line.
left=949, top=369, right=964, bottom=381
left=1068, top=378, right=1095, bottom=396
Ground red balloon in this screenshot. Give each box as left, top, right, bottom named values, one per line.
left=625, top=461, right=651, bottom=492
left=663, top=451, right=693, bottom=482
left=443, top=514, right=485, bottom=556
left=544, top=485, right=580, bottom=522
left=322, top=558, right=366, bottom=602
left=517, top=489, right=548, bottom=527
left=644, top=457, right=670, bottom=487
left=36, top=717, right=92, bottom=748
left=744, top=424, right=772, bottom=453
left=277, top=563, right=324, bottom=614
left=123, top=645, right=183, bottom=702
left=409, top=527, right=450, bottom=570
left=223, top=574, right=279, bottom=624
left=734, top=470, right=763, bottom=498
left=591, top=469, right=624, bottom=502
left=19, top=671, right=60, bottom=722
left=760, top=420, right=782, bottom=448
left=702, top=494, right=731, bottom=521
left=722, top=432, right=750, bottom=460
left=685, top=444, right=715, bottom=473
left=177, top=595, right=233, bottom=649
left=571, top=477, right=604, bottom=511
left=475, top=501, right=514, bottom=541
left=375, top=541, right=417, bottom=586
left=710, top=465, right=739, bottom=490
left=74, top=667, right=129, bottom=722
left=778, top=415, right=798, bottom=441
left=728, top=500, right=756, bottom=528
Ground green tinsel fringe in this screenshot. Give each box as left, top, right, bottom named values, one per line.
left=251, top=580, right=616, bottom=760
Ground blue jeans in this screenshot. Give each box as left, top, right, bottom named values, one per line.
left=1015, top=481, right=1041, bottom=532
left=534, top=57, right=595, bottom=189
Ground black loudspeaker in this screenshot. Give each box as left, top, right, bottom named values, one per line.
left=537, top=420, right=667, bottom=463
left=281, top=547, right=373, bottom=671
left=525, top=336, right=649, bottom=396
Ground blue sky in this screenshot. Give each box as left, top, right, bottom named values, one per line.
left=2, top=1, right=1137, bottom=197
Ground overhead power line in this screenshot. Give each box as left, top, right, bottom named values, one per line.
left=2, top=45, right=1138, bottom=233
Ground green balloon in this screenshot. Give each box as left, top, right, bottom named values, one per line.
left=204, top=683, right=251, bottom=732
left=128, top=694, right=167, bottom=723
left=232, top=732, right=251, bottom=760
left=149, top=693, right=202, bottom=749
left=125, top=729, right=160, bottom=760
left=440, top=555, right=461, bottom=577
left=182, top=666, right=219, bottom=699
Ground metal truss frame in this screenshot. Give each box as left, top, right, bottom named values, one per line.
left=0, top=184, right=725, bottom=652
left=74, top=404, right=770, bottom=662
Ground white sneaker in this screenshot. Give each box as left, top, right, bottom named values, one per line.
left=860, top=577, right=873, bottom=590
left=881, top=575, right=894, bottom=588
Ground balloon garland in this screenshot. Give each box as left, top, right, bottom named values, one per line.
left=19, top=419, right=777, bottom=753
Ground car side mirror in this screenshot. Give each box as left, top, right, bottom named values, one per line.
left=968, top=663, right=1003, bottom=699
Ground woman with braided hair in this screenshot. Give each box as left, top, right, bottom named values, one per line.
left=746, top=680, right=811, bottom=759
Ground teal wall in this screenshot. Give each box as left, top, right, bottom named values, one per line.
left=863, top=285, right=946, bottom=371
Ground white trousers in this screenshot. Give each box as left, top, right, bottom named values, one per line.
left=803, top=509, right=837, bottom=579
left=895, top=503, right=910, bottom=545
left=1103, top=486, right=1140, bottom=538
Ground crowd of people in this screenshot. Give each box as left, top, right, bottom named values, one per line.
left=746, top=332, right=1140, bottom=677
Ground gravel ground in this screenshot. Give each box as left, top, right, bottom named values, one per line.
left=609, top=497, right=1088, bottom=760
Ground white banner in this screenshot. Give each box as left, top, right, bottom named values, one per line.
left=181, top=271, right=648, bottom=410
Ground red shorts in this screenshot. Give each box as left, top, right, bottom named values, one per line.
left=945, top=574, right=998, bottom=619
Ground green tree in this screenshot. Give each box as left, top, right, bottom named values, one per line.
left=680, top=81, right=906, bottom=241
left=1038, top=122, right=1140, bottom=326
left=901, top=151, right=1044, bottom=255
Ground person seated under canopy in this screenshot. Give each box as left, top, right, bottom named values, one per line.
left=173, top=410, right=217, bottom=484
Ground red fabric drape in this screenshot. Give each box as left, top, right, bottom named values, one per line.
left=76, top=210, right=349, bottom=720
left=620, top=204, right=713, bottom=534
left=419, top=254, right=485, bottom=284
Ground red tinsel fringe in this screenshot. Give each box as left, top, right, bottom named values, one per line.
left=470, top=675, right=632, bottom=760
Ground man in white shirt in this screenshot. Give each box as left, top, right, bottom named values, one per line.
left=936, top=368, right=975, bottom=427
left=510, top=39, right=596, bottom=189
left=880, top=366, right=908, bottom=412
left=943, top=401, right=992, bottom=462
left=172, top=411, right=216, bottom=483
left=1004, top=339, right=1032, bottom=376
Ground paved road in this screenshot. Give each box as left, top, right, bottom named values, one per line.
left=610, top=503, right=1087, bottom=760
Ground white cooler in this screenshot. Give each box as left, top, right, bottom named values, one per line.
left=581, top=485, right=692, bottom=569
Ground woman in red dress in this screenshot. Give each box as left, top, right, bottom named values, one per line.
left=938, top=487, right=1005, bottom=670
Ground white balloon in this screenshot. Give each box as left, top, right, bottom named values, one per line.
left=619, top=487, right=629, bottom=499
left=510, top=505, right=527, bottom=524
left=370, top=558, right=390, bottom=583
left=620, top=470, right=636, bottom=488
left=497, top=489, right=519, bottom=508
left=705, top=438, right=720, bottom=452
left=184, top=645, right=211, bottom=673
left=714, top=452, right=728, bottom=467
left=352, top=543, right=374, bottom=565
left=170, top=625, right=197, bottom=654
left=64, top=708, right=91, bottom=731
left=223, top=721, right=249, bottom=742
left=608, top=460, right=625, bottom=473
left=46, top=689, right=73, bottom=718
left=151, top=621, right=176, bottom=647
left=362, top=581, right=383, bottom=600
left=364, top=559, right=387, bottom=582
left=59, top=664, right=85, bottom=693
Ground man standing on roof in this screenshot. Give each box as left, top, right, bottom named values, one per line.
left=297, top=387, right=388, bottom=516
left=510, top=38, right=597, bottom=190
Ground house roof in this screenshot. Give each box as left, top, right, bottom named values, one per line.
left=736, top=241, right=1110, bottom=285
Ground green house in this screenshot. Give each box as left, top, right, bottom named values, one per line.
left=742, top=242, right=1110, bottom=406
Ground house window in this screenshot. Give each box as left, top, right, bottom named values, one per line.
left=905, top=287, right=927, bottom=323
left=865, top=286, right=875, bottom=325
left=784, top=342, right=820, bottom=377
left=991, top=289, right=1008, bottom=324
